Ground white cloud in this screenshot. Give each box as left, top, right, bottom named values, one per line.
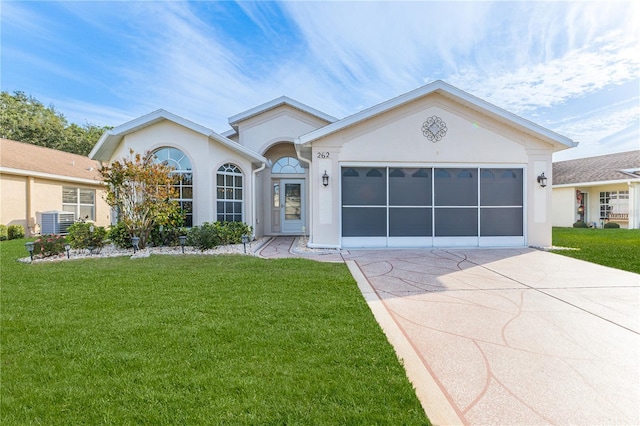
left=8, top=0, right=637, bottom=160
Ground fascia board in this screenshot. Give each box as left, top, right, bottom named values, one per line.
left=228, top=96, right=337, bottom=127
left=0, top=167, right=104, bottom=186
left=90, top=110, right=213, bottom=161
left=220, top=129, right=237, bottom=138
left=553, top=178, right=640, bottom=188
left=209, top=133, right=268, bottom=165
left=296, top=80, right=577, bottom=150
left=90, top=109, right=267, bottom=165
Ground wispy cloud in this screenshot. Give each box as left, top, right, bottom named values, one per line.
left=2, top=1, right=637, bottom=160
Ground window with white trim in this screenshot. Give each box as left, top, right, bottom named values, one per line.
left=62, top=187, right=95, bottom=221
left=272, top=157, right=305, bottom=174
left=600, top=191, right=629, bottom=219
left=216, top=163, right=243, bottom=222
left=153, top=147, right=193, bottom=227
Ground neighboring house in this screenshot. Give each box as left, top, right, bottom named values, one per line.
left=90, top=80, right=577, bottom=248
left=0, top=139, right=110, bottom=234
left=552, top=151, right=640, bottom=229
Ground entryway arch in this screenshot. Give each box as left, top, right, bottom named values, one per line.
left=262, top=143, right=308, bottom=235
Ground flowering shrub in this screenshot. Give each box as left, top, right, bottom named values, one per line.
left=33, top=234, right=67, bottom=258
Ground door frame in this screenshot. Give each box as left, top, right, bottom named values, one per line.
left=280, top=179, right=306, bottom=234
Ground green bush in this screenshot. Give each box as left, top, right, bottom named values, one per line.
left=32, top=234, right=67, bottom=258
left=7, top=224, right=25, bottom=240
left=604, top=222, right=621, bottom=228
left=66, top=221, right=107, bottom=251
left=187, top=222, right=219, bottom=251
left=149, top=224, right=188, bottom=247
left=187, top=222, right=252, bottom=251
left=0, top=224, right=7, bottom=241
left=108, top=221, right=132, bottom=249
left=572, top=221, right=588, bottom=228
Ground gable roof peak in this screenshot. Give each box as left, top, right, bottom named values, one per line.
left=228, top=96, right=337, bottom=129
left=296, top=80, right=577, bottom=151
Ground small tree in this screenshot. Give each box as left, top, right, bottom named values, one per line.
left=100, top=150, right=181, bottom=248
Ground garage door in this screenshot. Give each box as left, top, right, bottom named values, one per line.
left=341, top=166, right=524, bottom=247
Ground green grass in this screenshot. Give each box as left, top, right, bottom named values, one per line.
left=1, top=240, right=429, bottom=425
left=552, top=227, right=640, bottom=274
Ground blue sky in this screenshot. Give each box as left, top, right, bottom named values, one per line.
left=2, top=1, right=638, bottom=160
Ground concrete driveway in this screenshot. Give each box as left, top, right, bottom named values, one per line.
left=343, top=248, right=640, bottom=425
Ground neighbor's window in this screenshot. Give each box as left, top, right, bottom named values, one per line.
left=600, top=191, right=629, bottom=219
left=217, top=163, right=243, bottom=222
left=63, top=187, right=95, bottom=221
left=153, top=147, right=193, bottom=227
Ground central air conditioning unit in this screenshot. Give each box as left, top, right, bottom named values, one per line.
left=38, top=211, right=75, bottom=235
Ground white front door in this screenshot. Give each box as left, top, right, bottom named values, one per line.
left=281, top=179, right=305, bottom=234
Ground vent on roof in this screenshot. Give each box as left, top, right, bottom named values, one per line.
left=38, top=211, right=75, bottom=235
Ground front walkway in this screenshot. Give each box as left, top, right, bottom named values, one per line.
left=257, top=237, right=640, bottom=425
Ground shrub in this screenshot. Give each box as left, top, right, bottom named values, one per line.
left=7, top=224, right=25, bottom=240
left=32, top=234, right=67, bottom=258
left=187, top=222, right=253, bottom=251
left=66, top=221, right=107, bottom=251
left=604, top=222, right=620, bottom=228
left=149, top=224, right=188, bottom=247
left=187, top=222, right=219, bottom=251
left=109, top=221, right=132, bottom=249
left=0, top=224, right=7, bottom=241
left=572, top=221, right=588, bottom=228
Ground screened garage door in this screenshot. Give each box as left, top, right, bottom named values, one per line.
left=341, top=166, right=524, bottom=247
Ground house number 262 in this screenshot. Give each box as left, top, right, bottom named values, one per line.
left=316, top=152, right=330, bottom=159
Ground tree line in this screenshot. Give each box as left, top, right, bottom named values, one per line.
left=0, top=91, right=111, bottom=156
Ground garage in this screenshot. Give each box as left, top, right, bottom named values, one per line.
left=341, top=166, right=524, bottom=247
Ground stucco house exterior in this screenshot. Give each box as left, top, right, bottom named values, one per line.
left=90, top=80, right=577, bottom=248
left=552, top=151, right=640, bottom=229
left=0, top=138, right=110, bottom=234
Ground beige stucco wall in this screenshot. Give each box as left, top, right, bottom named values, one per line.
left=109, top=120, right=256, bottom=229
left=306, top=94, right=557, bottom=248
left=0, top=174, right=27, bottom=228
left=236, top=105, right=329, bottom=155
left=553, top=183, right=636, bottom=229
left=552, top=187, right=578, bottom=227
left=0, top=172, right=109, bottom=234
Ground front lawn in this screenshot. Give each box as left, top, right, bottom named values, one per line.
left=0, top=240, right=429, bottom=425
left=552, top=227, right=640, bottom=274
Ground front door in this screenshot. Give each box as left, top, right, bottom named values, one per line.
left=281, top=179, right=305, bottom=234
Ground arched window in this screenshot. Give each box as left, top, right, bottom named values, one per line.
left=272, top=157, right=305, bottom=174
left=216, top=163, right=243, bottom=222
left=153, top=147, right=193, bottom=227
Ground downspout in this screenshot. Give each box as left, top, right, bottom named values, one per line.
left=295, top=143, right=313, bottom=245
left=252, top=162, right=267, bottom=238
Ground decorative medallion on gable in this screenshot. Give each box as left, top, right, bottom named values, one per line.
left=421, top=116, right=447, bottom=142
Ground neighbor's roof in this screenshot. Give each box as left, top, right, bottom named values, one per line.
left=228, top=96, right=337, bottom=130
left=296, top=80, right=578, bottom=151
left=89, top=109, right=267, bottom=165
left=553, top=150, right=640, bottom=186
left=0, top=138, right=102, bottom=184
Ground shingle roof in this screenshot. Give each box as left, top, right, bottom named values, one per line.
left=0, top=138, right=102, bottom=183
left=552, top=150, right=640, bottom=185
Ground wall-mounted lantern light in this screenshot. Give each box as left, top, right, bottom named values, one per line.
left=537, top=172, right=548, bottom=188
left=179, top=235, right=187, bottom=254
left=25, top=242, right=34, bottom=261
left=322, top=170, right=329, bottom=187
